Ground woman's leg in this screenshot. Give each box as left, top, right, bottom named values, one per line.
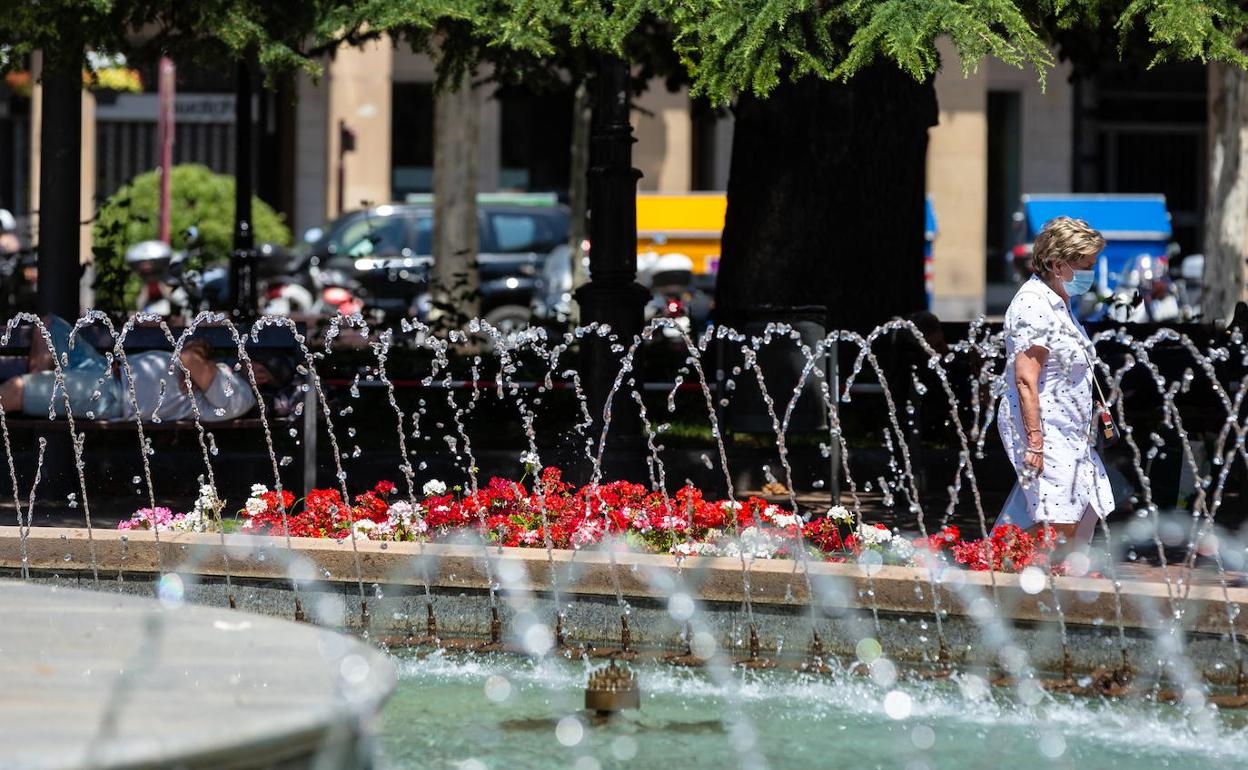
left=1028, top=506, right=1096, bottom=564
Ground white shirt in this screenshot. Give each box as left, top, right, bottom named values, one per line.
left=119, top=352, right=256, bottom=423
left=997, top=277, right=1115, bottom=524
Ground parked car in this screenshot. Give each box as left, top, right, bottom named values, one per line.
left=290, top=198, right=570, bottom=326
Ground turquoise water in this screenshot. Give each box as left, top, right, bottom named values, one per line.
left=378, top=652, right=1248, bottom=770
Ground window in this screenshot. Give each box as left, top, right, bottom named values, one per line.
left=414, top=216, right=433, bottom=255
left=330, top=215, right=406, bottom=259
left=490, top=213, right=541, bottom=252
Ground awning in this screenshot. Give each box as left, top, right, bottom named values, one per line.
left=1021, top=194, right=1172, bottom=242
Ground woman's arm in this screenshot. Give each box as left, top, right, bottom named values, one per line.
left=1015, top=346, right=1048, bottom=475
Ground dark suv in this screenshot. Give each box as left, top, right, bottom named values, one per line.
left=296, top=200, right=569, bottom=326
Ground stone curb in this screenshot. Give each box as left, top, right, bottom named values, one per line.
left=3, top=526, right=1243, bottom=639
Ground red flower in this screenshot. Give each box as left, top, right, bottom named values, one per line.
left=951, top=524, right=1055, bottom=572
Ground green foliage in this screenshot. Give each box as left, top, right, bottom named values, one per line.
left=649, top=0, right=1248, bottom=105
left=91, top=164, right=290, bottom=313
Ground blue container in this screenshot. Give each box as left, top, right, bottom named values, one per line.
left=1021, top=194, right=1172, bottom=294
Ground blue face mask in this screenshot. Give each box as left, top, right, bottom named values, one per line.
left=1062, top=269, right=1094, bottom=296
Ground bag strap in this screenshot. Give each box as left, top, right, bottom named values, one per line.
left=1054, top=300, right=1108, bottom=405
left=1091, top=373, right=1109, bottom=408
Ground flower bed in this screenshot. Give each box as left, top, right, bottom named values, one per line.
left=116, top=468, right=1056, bottom=573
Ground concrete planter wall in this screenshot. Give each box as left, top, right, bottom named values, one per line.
left=2, top=526, right=1244, bottom=685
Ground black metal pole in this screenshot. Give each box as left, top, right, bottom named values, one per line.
left=230, top=62, right=255, bottom=319
left=37, top=46, right=84, bottom=320
left=573, top=53, right=649, bottom=478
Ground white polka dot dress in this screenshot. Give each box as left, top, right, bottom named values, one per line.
left=997, top=276, right=1115, bottom=524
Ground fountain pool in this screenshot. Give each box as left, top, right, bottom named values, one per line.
left=378, top=651, right=1248, bottom=770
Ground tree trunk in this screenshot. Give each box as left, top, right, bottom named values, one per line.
left=37, top=44, right=84, bottom=320
left=1203, top=62, right=1248, bottom=325
left=431, top=77, right=480, bottom=328
left=715, top=66, right=937, bottom=332
left=568, top=78, right=592, bottom=323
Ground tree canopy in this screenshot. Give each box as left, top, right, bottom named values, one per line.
left=5, top=1, right=1246, bottom=99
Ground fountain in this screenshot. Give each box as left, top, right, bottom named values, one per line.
left=1, top=311, right=1246, bottom=768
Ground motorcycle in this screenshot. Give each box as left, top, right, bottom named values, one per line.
left=125, top=230, right=212, bottom=319
left=637, top=251, right=701, bottom=338
left=262, top=252, right=364, bottom=317
left=1098, top=252, right=1183, bottom=323
left=127, top=229, right=318, bottom=318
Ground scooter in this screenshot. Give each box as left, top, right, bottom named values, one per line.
left=125, top=230, right=211, bottom=320
left=1100, top=252, right=1182, bottom=323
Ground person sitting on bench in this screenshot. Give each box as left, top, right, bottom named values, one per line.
left=0, top=316, right=257, bottom=422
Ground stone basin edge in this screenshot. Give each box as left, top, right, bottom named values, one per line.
left=1, top=526, right=1243, bottom=639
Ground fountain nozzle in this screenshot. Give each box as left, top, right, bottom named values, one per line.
left=293, top=596, right=307, bottom=623
left=475, top=606, right=508, bottom=653
left=803, top=629, right=832, bottom=674
left=606, top=614, right=637, bottom=661
left=585, top=660, right=641, bottom=715
left=738, top=623, right=776, bottom=670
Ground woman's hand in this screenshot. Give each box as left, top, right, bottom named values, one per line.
left=1024, top=444, right=1044, bottom=477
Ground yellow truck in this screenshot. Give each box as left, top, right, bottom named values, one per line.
left=635, top=193, right=727, bottom=276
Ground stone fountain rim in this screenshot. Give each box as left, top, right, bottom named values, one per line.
left=4, top=526, right=1244, bottom=640
left=1, top=579, right=395, bottom=770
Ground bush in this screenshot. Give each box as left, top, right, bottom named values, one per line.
left=92, top=164, right=291, bottom=312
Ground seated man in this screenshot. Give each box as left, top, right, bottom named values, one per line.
left=0, top=317, right=256, bottom=422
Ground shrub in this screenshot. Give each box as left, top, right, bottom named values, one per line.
left=92, top=164, right=290, bottom=312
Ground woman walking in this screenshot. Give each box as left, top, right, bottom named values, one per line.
left=998, top=216, right=1115, bottom=553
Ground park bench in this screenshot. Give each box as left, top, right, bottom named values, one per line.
left=0, top=321, right=319, bottom=497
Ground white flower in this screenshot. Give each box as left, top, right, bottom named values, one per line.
left=858, top=524, right=893, bottom=546
left=827, top=505, right=853, bottom=524
left=721, top=501, right=743, bottom=511
left=723, top=526, right=780, bottom=559
left=768, top=509, right=801, bottom=529
left=672, top=541, right=718, bottom=558
left=387, top=501, right=416, bottom=524
left=174, top=509, right=209, bottom=533
left=422, top=479, right=447, bottom=497
left=351, top=519, right=376, bottom=539
left=889, top=538, right=916, bottom=562
left=249, top=484, right=268, bottom=497
left=519, top=451, right=541, bottom=470
left=244, top=497, right=267, bottom=516
left=386, top=501, right=427, bottom=534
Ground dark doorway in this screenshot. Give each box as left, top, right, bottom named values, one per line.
left=497, top=84, right=573, bottom=194
left=986, top=90, right=1021, bottom=283
left=391, top=82, right=435, bottom=199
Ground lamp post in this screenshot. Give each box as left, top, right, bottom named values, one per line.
left=573, top=53, right=649, bottom=476
left=37, top=44, right=84, bottom=320
left=229, top=62, right=256, bottom=320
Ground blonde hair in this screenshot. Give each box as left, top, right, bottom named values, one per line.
left=1031, top=216, right=1104, bottom=278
